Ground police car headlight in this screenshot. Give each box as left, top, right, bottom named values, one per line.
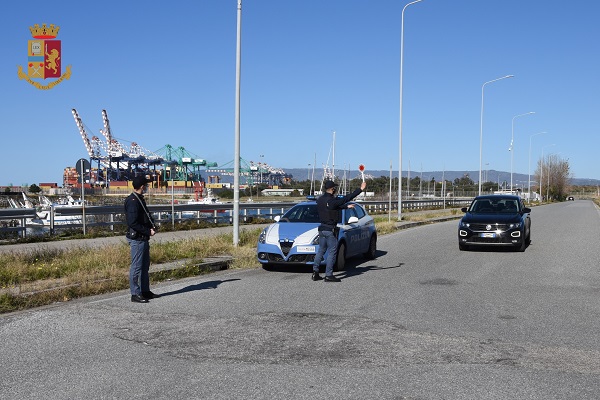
left=258, top=229, right=267, bottom=244
left=311, top=235, right=319, bottom=245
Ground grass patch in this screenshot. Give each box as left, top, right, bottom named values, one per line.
left=402, top=208, right=459, bottom=222
left=0, top=227, right=265, bottom=313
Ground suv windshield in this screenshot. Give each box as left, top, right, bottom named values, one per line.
left=470, top=198, right=520, bottom=213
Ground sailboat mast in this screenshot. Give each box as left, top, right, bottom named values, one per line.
left=332, top=130, right=335, bottom=180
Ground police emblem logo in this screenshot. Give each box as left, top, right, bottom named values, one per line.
left=17, top=23, right=72, bottom=90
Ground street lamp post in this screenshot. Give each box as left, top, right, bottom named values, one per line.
left=528, top=131, right=545, bottom=202
left=479, top=74, right=514, bottom=195
left=547, top=159, right=551, bottom=201
left=510, top=112, right=535, bottom=192
left=485, top=163, right=489, bottom=183
left=398, top=0, right=424, bottom=221
left=307, top=163, right=311, bottom=196
left=259, top=154, right=264, bottom=184
left=232, top=0, right=242, bottom=246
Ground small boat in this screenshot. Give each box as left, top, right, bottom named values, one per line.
left=183, top=189, right=224, bottom=218
left=26, top=193, right=90, bottom=226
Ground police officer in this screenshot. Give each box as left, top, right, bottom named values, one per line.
left=312, top=179, right=366, bottom=282
left=125, top=175, right=160, bottom=303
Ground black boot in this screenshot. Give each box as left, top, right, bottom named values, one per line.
left=311, top=272, right=323, bottom=281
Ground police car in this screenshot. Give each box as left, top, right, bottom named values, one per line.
left=257, top=199, right=377, bottom=271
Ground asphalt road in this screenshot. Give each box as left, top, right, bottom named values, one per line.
left=2, top=200, right=600, bottom=399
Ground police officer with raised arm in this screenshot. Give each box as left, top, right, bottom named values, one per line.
left=312, top=179, right=367, bottom=282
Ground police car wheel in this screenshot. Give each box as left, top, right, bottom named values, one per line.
left=335, top=242, right=346, bottom=271
left=364, top=235, right=377, bottom=260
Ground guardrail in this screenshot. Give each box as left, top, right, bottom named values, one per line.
left=0, top=198, right=473, bottom=237
left=0, top=208, right=38, bottom=238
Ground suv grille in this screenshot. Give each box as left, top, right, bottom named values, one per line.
left=469, top=223, right=510, bottom=232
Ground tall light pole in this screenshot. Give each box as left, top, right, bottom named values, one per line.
left=259, top=154, right=264, bottom=184
left=485, top=162, right=489, bottom=182
left=311, top=153, right=316, bottom=196
left=398, top=0, right=424, bottom=221
left=479, top=74, right=514, bottom=195
left=528, top=131, right=545, bottom=201
left=540, top=143, right=555, bottom=202
left=233, top=0, right=242, bottom=246
left=510, top=111, right=534, bottom=192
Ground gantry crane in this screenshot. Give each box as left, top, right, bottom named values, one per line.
left=155, top=144, right=217, bottom=183
left=72, top=108, right=165, bottom=184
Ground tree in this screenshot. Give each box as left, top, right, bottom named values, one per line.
left=29, top=184, right=42, bottom=194
left=216, top=188, right=234, bottom=199
left=535, top=154, right=571, bottom=201
left=408, top=176, right=421, bottom=195
left=453, top=174, right=477, bottom=195
left=454, top=174, right=475, bottom=188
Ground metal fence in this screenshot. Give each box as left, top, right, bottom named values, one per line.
left=0, top=198, right=473, bottom=238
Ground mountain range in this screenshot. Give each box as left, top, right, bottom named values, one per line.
left=284, top=168, right=600, bottom=187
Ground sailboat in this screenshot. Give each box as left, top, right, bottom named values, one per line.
left=24, top=193, right=86, bottom=226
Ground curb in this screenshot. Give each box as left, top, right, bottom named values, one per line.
left=150, top=255, right=233, bottom=274
left=396, top=215, right=461, bottom=230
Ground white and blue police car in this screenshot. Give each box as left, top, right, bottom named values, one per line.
left=257, top=199, right=377, bottom=271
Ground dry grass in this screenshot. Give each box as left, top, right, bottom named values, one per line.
left=402, top=208, right=460, bottom=222
left=0, top=227, right=264, bottom=313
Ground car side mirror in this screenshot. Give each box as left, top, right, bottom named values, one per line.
left=274, top=215, right=281, bottom=222
left=347, top=216, right=359, bottom=224
left=523, top=207, right=531, bottom=213
left=461, top=207, right=468, bottom=213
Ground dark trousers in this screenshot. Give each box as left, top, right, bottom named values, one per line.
left=312, top=230, right=338, bottom=276
left=128, top=238, right=150, bottom=295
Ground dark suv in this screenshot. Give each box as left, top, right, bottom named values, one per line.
left=458, top=194, right=531, bottom=252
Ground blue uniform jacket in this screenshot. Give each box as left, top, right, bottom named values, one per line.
left=316, top=188, right=362, bottom=231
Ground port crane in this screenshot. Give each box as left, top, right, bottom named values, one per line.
left=72, top=108, right=165, bottom=184
left=206, top=158, right=291, bottom=188
left=155, top=144, right=217, bottom=182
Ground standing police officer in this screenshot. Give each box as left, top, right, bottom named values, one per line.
left=312, top=179, right=367, bottom=282
left=125, top=175, right=160, bottom=303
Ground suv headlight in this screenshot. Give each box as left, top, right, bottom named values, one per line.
left=509, top=222, right=521, bottom=229
left=459, top=221, right=470, bottom=228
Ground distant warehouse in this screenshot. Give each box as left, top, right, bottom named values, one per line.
left=261, top=188, right=304, bottom=197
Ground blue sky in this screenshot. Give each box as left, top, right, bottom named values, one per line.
left=1, top=0, right=599, bottom=186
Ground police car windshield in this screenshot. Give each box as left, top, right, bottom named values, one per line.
left=281, top=204, right=320, bottom=223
